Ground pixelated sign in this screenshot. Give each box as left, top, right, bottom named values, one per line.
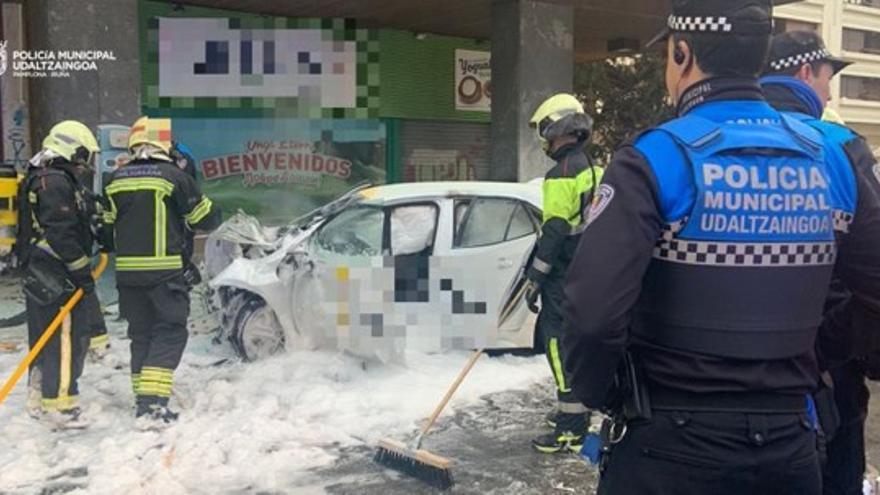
left=143, top=13, right=380, bottom=118
left=159, top=18, right=356, bottom=105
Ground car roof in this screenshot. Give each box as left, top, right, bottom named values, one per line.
left=358, top=180, right=543, bottom=208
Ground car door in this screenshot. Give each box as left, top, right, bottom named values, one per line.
left=291, top=201, right=441, bottom=361
left=434, top=197, right=539, bottom=350
left=291, top=204, right=386, bottom=354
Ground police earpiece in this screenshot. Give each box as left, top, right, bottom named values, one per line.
left=674, top=47, right=686, bottom=65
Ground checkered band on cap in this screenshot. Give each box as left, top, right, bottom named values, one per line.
left=769, top=49, right=831, bottom=71
left=653, top=220, right=837, bottom=267
left=667, top=15, right=734, bottom=33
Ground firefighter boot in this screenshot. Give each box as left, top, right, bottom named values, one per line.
left=135, top=396, right=179, bottom=429
left=532, top=412, right=587, bottom=454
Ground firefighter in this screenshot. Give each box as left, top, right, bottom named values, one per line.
left=760, top=31, right=871, bottom=495
left=81, top=179, right=111, bottom=362
left=169, top=141, right=201, bottom=290
left=18, top=120, right=102, bottom=427
left=562, top=1, right=880, bottom=493
left=102, top=117, right=220, bottom=424
left=526, top=93, right=604, bottom=454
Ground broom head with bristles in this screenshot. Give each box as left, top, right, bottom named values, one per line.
left=374, top=438, right=454, bottom=490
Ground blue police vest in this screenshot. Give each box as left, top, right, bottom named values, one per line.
left=788, top=113, right=859, bottom=234
left=630, top=101, right=857, bottom=360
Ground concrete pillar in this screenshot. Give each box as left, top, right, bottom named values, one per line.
left=1, top=3, right=32, bottom=168
left=489, top=0, right=574, bottom=182
left=24, top=0, right=140, bottom=147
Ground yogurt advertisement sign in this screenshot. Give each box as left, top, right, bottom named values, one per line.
left=455, top=49, right=491, bottom=112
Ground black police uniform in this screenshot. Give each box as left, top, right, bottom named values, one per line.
left=19, top=161, right=102, bottom=412
left=102, top=157, right=220, bottom=415
left=761, top=34, right=873, bottom=495
left=530, top=143, right=602, bottom=444
left=564, top=69, right=880, bottom=493
left=563, top=0, right=880, bottom=482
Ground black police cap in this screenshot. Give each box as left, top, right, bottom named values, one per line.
left=647, top=0, right=773, bottom=48
left=765, top=30, right=852, bottom=75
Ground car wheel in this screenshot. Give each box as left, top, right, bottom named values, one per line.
left=229, top=296, right=285, bottom=362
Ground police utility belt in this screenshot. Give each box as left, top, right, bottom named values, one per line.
left=611, top=352, right=806, bottom=421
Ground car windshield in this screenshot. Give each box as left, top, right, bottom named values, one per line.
left=283, top=181, right=372, bottom=233
left=314, top=205, right=384, bottom=256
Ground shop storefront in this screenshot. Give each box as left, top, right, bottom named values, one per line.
left=140, top=1, right=493, bottom=221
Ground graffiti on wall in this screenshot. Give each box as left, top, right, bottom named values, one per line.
left=404, top=149, right=476, bottom=182
left=4, top=106, right=29, bottom=167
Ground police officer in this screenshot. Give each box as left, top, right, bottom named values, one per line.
left=761, top=31, right=871, bottom=495
left=526, top=94, right=603, bottom=454
left=102, top=117, right=220, bottom=424
left=562, top=1, right=880, bottom=493
left=19, top=121, right=102, bottom=428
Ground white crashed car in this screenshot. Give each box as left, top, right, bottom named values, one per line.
left=205, top=181, right=543, bottom=362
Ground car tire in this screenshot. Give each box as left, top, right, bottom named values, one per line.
left=229, top=296, right=285, bottom=362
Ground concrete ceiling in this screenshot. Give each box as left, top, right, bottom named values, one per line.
left=178, top=0, right=802, bottom=61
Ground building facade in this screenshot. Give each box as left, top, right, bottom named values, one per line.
left=776, top=0, right=880, bottom=148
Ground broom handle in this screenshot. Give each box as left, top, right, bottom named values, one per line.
left=419, top=349, right=483, bottom=437
left=0, top=253, right=108, bottom=406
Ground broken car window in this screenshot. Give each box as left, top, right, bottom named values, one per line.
left=315, top=206, right=384, bottom=256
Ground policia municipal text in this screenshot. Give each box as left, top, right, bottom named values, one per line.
left=562, top=1, right=880, bottom=494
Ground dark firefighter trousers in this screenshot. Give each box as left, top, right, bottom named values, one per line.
left=25, top=254, right=100, bottom=412
left=537, top=272, right=588, bottom=432
left=119, top=275, right=189, bottom=408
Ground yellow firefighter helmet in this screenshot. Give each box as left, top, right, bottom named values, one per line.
left=42, top=120, right=99, bottom=168
left=529, top=93, right=593, bottom=153
left=128, top=116, right=173, bottom=155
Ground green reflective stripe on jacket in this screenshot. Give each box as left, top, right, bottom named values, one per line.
left=105, top=177, right=174, bottom=196
left=542, top=165, right=604, bottom=227
left=116, top=255, right=182, bottom=271
left=66, top=256, right=90, bottom=271
left=103, top=196, right=117, bottom=225
left=106, top=177, right=175, bottom=263
left=154, top=190, right=169, bottom=257
left=185, top=196, right=213, bottom=225
left=35, top=239, right=59, bottom=258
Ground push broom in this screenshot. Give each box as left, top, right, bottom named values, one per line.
left=0, top=253, right=108, bottom=406
left=374, top=348, right=483, bottom=491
